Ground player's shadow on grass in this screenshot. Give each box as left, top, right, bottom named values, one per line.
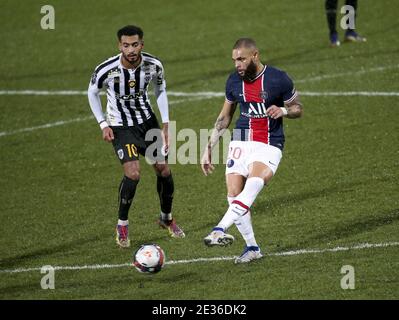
left=0, top=235, right=100, bottom=269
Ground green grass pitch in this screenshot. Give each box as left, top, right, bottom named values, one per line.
left=0, top=0, right=398, bottom=299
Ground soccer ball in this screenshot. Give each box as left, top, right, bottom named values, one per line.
left=133, top=243, right=165, bottom=274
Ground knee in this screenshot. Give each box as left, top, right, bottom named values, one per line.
left=125, top=170, right=140, bottom=181
left=228, top=191, right=240, bottom=198
left=227, top=186, right=242, bottom=198
left=154, top=164, right=171, bottom=177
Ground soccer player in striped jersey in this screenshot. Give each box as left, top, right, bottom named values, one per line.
left=88, top=25, right=185, bottom=248
left=201, top=38, right=303, bottom=263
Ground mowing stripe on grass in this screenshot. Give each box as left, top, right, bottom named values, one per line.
left=1, top=241, right=398, bottom=274
left=1, top=90, right=398, bottom=137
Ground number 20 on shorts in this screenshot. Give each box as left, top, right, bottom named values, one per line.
left=230, top=147, right=242, bottom=159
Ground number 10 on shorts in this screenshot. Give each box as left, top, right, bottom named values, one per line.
left=125, top=144, right=138, bottom=158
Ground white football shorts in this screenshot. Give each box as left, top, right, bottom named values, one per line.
left=225, top=141, right=282, bottom=177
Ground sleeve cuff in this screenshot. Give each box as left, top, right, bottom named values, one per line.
left=99, top=121, right=109, bottom=130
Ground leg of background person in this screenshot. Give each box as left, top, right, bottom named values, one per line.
left=326, top=0, right=339, bottom=36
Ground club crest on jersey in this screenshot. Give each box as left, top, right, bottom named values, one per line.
left=227, top=159, right=235, bottom=168
left=117, top=149, right=124, bottom=159
left=259, top=91, right=268, bottom=100
left=128, top=80, right=136, bottom=88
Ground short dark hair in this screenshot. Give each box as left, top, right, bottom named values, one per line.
left=233, top=38, right=257, bottom=50
left=117, top=25, right=144, bottom=41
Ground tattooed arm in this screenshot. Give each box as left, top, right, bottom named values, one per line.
left=201, top=100, right=237, bottom=176
left=266, top=95, right=303, bottom=119
left=284, top=95, right=303, bottom=118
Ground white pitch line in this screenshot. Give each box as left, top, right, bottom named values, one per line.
left=1, top=64, right=398, bottom=96
left=1, top=241, right=398, bottom=274
left=0, top=90, right=398, bottom=97
left=0, top=90, right=398, bottom=137
left=0, top=116, right=94, bottom=137
left=0, top=96, right=214, bottom=138
left=295, top=64, right=399, bottom=83
left=0, top=90, right=224, bottom=97
left=300, top=91, right=399, bottom=96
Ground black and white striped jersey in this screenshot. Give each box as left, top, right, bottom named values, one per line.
left=88, top=52, right=166, bottom=126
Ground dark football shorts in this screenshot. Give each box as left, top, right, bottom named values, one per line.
left=110, top=117, right=166, bottom=164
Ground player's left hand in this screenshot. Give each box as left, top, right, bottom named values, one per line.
left=266, top=105, right=284, bottom=119
left=162, top=123, right=169, bottom=156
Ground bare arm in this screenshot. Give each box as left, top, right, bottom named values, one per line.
left=201, top=100, right=237, bottom=176
left=208, top=101, right=237, bottom=149
left=285, top=95, right=303, bottom=118
left=266, top=95, right=303, bottom=119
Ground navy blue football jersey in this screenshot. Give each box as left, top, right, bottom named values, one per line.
left=225, top=65, right=297, bottom=150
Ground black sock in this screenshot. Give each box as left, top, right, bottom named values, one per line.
left=157, top=173, right=174, bottom=221
left=118, top=176, right=139, bottom=221
left=325, top=0, right=338, bottom=35
left=346, top=0, right=357, bottom=11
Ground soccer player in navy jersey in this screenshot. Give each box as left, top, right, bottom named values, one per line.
left=201, top=38, right=303, bottom=263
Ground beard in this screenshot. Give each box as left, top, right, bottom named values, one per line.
left=123, top=53, right=140, bottom=65
left=240, top=60, right=258, bottom=82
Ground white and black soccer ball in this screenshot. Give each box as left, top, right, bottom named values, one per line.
left=133, top=244, right=165, bottom=274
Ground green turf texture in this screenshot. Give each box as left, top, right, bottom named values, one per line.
left=0, top=0, right=398, bottom=299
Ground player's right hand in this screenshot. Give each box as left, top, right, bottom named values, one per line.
left=200, top=148, right=215, bottom=176
left=102, top=127, right=114, bottom=142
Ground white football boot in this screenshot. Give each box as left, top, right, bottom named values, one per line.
left=234, top=246, right=263, bottom=264
left=204, top=228, right=234, bottom=247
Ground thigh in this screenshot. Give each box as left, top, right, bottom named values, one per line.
left=247, top=142, right=282, bottom=176
left=248, top=161, right=274, bottom=184
left=225, top=141, right=249, bottom=177
left=141, top=118, right=167, bottom=164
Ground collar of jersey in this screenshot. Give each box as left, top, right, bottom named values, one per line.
left=243, top=65, right=267, bottom=83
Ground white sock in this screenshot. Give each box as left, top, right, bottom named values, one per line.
left=217, top=177, right=264, bottom=232
left=227, top=196, right=235, bottom=205
left=234, top=177, right=264, bottom=208
left=216, top=196, right=237, bottom=231
left=233, top=177, right=264, bottom=247
left=235, top=212, right=258, bottom=247
left=160, top=211, right=172, bottom=221
left=118, top=219, right=128, bottom=226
